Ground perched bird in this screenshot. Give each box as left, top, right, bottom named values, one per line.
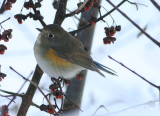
left=34, top=24, right=116, bottom=80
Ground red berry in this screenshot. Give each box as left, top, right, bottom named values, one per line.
left=84, top=6, right=90, bottom=11
left=14, top=15, right=18, bottom=19
left=0, top=44, right=7, bottom=55
left=3, top=38, right=9, bottom=42
left=90, top=21, right=95, bottom=25
left=11, top=0, right=16, bottom=3
left=115, top=25, right=121, bottom=31
left=89, top=3, right=93, bottom=7
left=56, top=95, right=62, bottom=99
left=76, top=75, right=82, bottom=80
left=18, top=20, right=22, bottom=24
left=50, top=88, right=55, bottom=92
left=47, top=109, right=55, bottom=114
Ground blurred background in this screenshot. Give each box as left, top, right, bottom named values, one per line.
left=0, top=0, right=160, bottom=116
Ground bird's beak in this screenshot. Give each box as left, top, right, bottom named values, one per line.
left=36, top=28, right=42, bottom=32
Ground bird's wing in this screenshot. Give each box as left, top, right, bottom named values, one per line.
left=52, top=46, right=105, bottom=77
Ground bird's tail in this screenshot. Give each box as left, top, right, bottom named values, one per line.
left=94, top=61, right=117, bottom=76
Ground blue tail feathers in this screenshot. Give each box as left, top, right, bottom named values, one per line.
left=94, top=61, right=117, bottom=76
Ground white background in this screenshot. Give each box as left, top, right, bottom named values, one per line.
left=0, top=0, right=160, bottom=116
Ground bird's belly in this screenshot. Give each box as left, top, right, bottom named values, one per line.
left=34, top=49, right=84, bottom=79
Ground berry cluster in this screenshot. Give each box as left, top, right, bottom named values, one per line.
left=0, top=44, right=7, bottom=55
left=24, top=0, right=41, bottom=10
left=77, top=0, right=99, bottom=12
left=14, top=0, right=43, bottom=24
left=0, top=29, right=12, bottom=42
left=0, top=29, right=12, bottom=55
left=0, top=65, right=6, bottom=82
left=40, top=104, right=56, bottom=114
left=14, top=11, right=43, bottom=24
left=0, top=105, right=9, bottom=116
left=76, top=74, right=83, bottom=80
left=89, top=16, right=97, bottom=25
left=0, top=69, right=6, bottom=82
left=2, top=0, right=16, bottom=11
left=49, top=78, right=63, bottom=99
left=103, top=25, right=121, bottom=45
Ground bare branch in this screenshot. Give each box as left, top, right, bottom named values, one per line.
left=106, top=0, right=160, bottom=48
left=66, top=0, right=90, bottom=17
left=0, top=0, right=6, bottom=14
left=107, top=99, right=159, bottom=115
left=108, top=56, right=160, bottom=90
left=10, top=67, right=54, bottom=110
left=150, top=0, right=160, bottom=11
left=0, top=17, right=10, bottom=25
left=54, top=0, right=67, bottom=25
left=70, top=0, right=127, bottom=35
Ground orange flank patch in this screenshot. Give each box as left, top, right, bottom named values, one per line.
left=45, top=49, right=72, bottom=67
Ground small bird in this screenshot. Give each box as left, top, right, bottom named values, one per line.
left=34, top=24, right=116, bottom=80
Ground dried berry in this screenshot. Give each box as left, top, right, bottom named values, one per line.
left=3, top=2, right=12, bottom=10
left=40, top=104, right=56, bottom=114
left=8, top=0, right=16, bottom=3
left=76, top=75, right=82, bottom=80
left=89, top=16, right=97, bottom=25
left=24, top=1, right=34, bottom=10
left=103, top=37, right=116, bottom=45
left=115, top=25, right=121, bottom=31
left=53, top=0, right=60, bottom=9
left=35, top=2, right=41, bottom=8
left=49, top=84, right=59, bottom=92
left=0, top=44, right=7, bottom=54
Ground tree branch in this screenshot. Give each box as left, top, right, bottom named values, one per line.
left=54, top=0, right=67, bottom=25
left=108, top=56, right=160, bottom=90
left=65, top=0, right=90, bottom=17
left=0, top=0, right=6, bottom=14
left=70, top=0, right=127, bottom=35
left=106, top=0, right=160, bottom=48
left=150, top=0, right=160, bottom=11
left=17, top=65, right=43, bottom=116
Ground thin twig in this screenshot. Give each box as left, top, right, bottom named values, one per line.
left=1, top=70, right=32, bottom=115
left=107, top=99, right=159, bottom=115
left=106, top=0, right=160, bottom=48
left=0, top=17, right=11, bottom=25
left=66, top=0, right=90, bottom=17
left=63, top=92, right=83, bottom=112
left=0, top=89, right=23, bottom=97
left=66, top=8, right=80, bottom=21
left=31, top=102, right=54, bottom=115
left=9, top=67, right=55, bottom=110
left=108, top=56, right=160, bottom=90
left=127, top=0, right=148, bottom=10
left=7, top=71, right=33, bottom=108
left=92, top=105, right=109, bottom=116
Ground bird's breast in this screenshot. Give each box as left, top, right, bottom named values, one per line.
left=45, top=48, right=72, bottom=67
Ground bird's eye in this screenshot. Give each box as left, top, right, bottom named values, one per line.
left=48, top=34, right=54, bottom=38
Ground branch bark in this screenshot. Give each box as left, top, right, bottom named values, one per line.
left=17, top=65, right=43, bottom=116
left=54, top=0, right=67, bottom=25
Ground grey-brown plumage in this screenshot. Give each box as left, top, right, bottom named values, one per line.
left=34, top=24, right=116, bottom=79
